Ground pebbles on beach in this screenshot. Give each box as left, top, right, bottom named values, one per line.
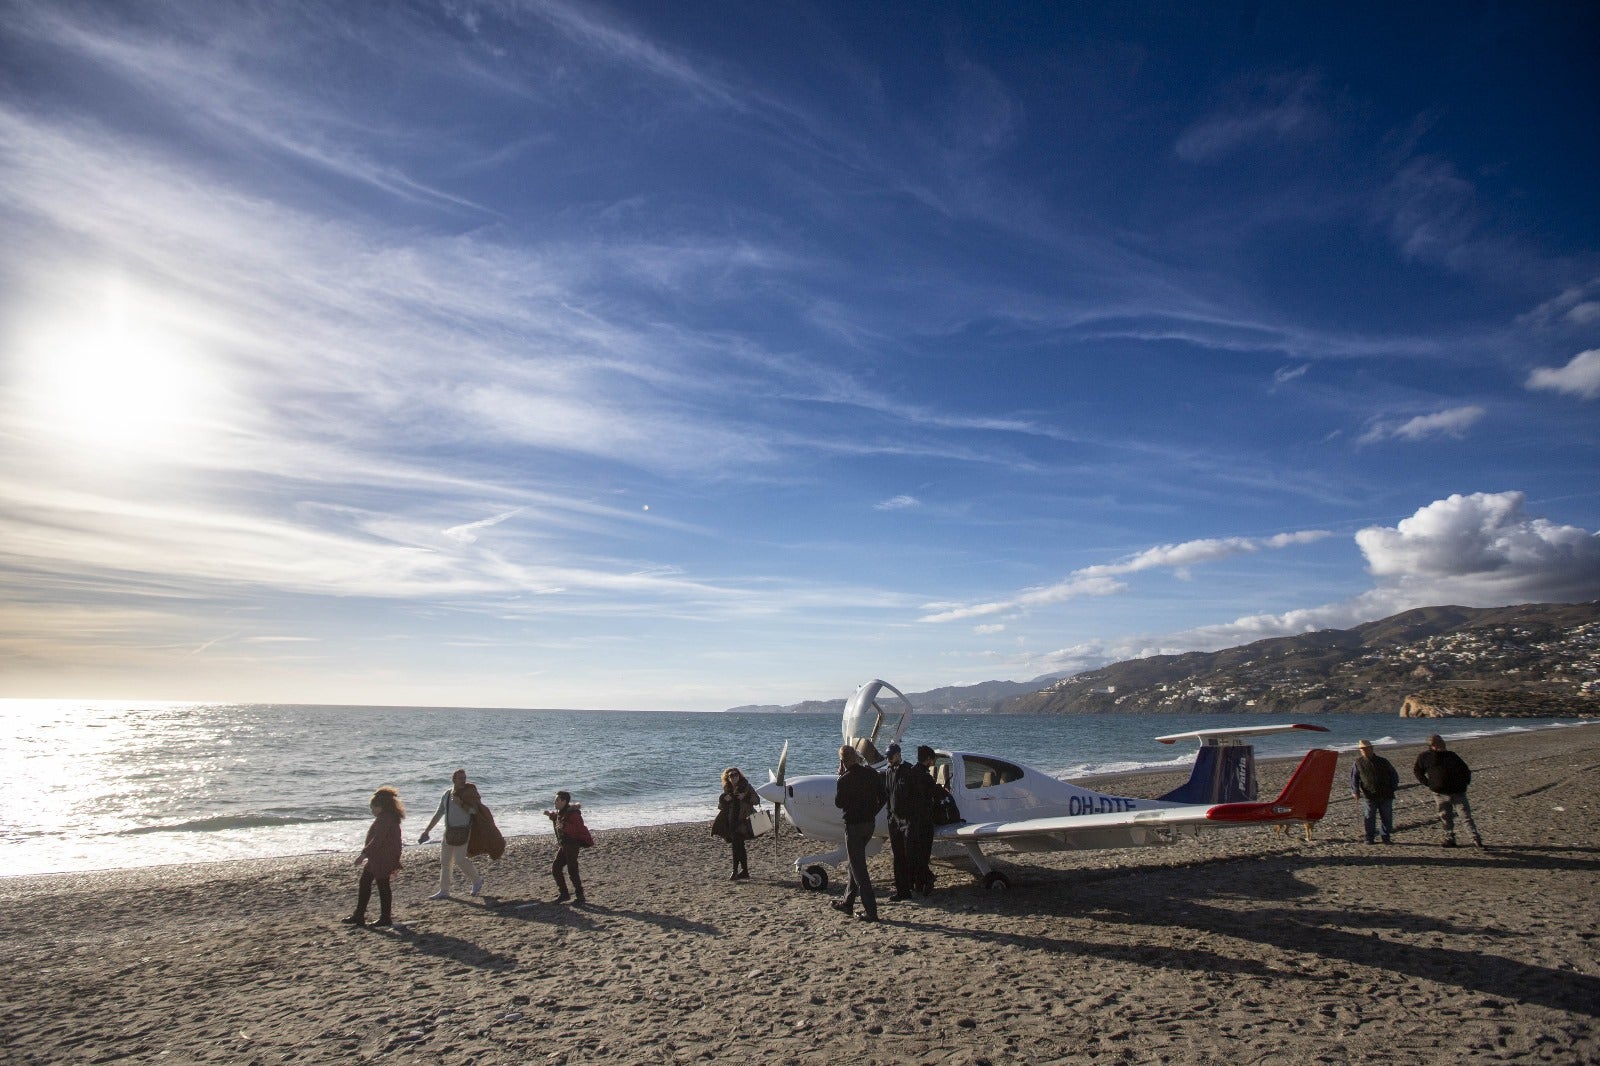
left=1, top=727, right=1596, bottom=1064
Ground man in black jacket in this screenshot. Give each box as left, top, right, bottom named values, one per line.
left=1413, top=734, right=1483, bottom=848
left=1350, top=739, right=1399, bottom=844
left=904, top=745, right=939, bottom=896
left=833, top=745, right=886, bottom=922
left=881, top=744, right=913, bottom=902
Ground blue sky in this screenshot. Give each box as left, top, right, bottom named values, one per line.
left=1, top=1, right=1597, bottom=709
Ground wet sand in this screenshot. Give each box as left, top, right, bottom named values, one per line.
left=2, top=726, right=1596, bottom=1064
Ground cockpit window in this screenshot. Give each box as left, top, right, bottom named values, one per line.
left=933, top=755, right=954, bottom=790
left=964, top=756, right=1023, bottom=789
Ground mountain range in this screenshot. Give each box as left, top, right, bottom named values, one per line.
left=732, top=601, right=1600, bottom=718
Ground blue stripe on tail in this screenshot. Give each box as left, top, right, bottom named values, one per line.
left=1159, top=745, right=1256, bottom=804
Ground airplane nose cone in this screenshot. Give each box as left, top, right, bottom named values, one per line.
left=756, top=781, right=784, bottom=805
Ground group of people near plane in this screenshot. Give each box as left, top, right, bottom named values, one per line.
left=715, top=740, right=944, bottom=923
left=342, top=732, right=1482, bottom=928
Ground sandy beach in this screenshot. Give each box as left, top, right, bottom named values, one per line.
left=2, top=726, right=1596, bottom=1064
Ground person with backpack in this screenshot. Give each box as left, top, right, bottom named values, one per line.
left=546, top=790, right=593, bottom=903
left=1350, top=740, right=1399, bottom=845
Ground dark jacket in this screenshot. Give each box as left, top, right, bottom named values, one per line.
left=360, top=809, right=403, bottom=879
left=467, top=801, right=506, bottom=860
left=713, top=781, right=758, bottom=840
left=835, top=762, right=886, bottom=825
left=1351, top=755, right=1399, bottom=801
left=883, top=761, right=911, bottom=822
left=891, top=761, right=937, bottom=824
left=1414, top=749, right=1471, bottom=795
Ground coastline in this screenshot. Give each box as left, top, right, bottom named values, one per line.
left=3, top=727, right=1597, bottom=1063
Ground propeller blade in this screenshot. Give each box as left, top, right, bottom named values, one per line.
left=772, top=739, right=789, bottom=860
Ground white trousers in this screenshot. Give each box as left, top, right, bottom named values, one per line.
left=438, top=841, right=480, bottom=895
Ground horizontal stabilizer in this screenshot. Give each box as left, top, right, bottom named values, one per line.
left=1155, top=723, right=1331, bottom=745
left=1203, top=748, right=1337, bottom=825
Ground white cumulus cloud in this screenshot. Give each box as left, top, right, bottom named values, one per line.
left=1038, top=492, right=1600, bottom=668
left=1354, top=491, right=1600, bottom=602
left=1526, top=349, right=1600, bottom=400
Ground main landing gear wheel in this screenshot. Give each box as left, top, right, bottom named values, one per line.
left=983, top=870, right=1011, bottom=890
left=801, top=865, right=829, bottom=891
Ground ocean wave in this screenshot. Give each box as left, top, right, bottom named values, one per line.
left=119, top=813, right=348, bottom=836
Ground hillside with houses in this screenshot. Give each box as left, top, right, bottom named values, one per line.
left=997, top=601, right=1600, bottom=717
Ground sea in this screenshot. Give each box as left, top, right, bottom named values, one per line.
left=2, top=699, right=1591, bottom=878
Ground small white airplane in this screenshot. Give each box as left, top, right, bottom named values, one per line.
left=756, top=679, right=1337, bottom=891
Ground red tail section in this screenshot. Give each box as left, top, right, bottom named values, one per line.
left=1202, top=749, right=1337, bottom=824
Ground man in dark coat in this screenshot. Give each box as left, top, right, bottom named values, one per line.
left=1413, top=734, right=1483, bottom=848
left=1350, top=739, right=1399, bottom=844
left=904, top=745, right=939, bottom=896
left=832, top=745, right=886, bottom=922
left=881, top=744, right=913, bottom=901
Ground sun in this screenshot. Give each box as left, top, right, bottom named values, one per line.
left=12, top=279, right=224, bottom=459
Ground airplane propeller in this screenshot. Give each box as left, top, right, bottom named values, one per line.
left=769, top=739, right=789, bottom=860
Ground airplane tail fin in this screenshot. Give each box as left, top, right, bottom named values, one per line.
left=1160, top=744, right=1257, bottom=805
left=1202, top=749, right=1338, bottom=825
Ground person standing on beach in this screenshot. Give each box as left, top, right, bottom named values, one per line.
left=1350, top=740, right=1399, bottom=845
left=905, top=745, right=939, bottom=896
left=831, top=744, right=886, bottom=922
left=881, top=744, right=913, bottom=902
left=1413, top=735, right=1483, bottom=848
left=546, top=790, right=593, bottom=903
left=418, top=768, right=484, bottom=900
left=344, top=786, right=404, bottom=927
left=713, top=768, right=760, bottom=881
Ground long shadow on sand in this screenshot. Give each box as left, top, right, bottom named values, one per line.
left=543, top=901, right=720, bottom=936
left=907, top=847, right=1600, bottom=1018
left=482, top=897, right=720, bottom=936
left=385, top=924, right=520, bottom=971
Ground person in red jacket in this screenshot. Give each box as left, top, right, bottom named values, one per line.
left=344, top=786, right=404, bottom=927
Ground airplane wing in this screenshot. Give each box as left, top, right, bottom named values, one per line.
left=939, top=748, right=1337, bottom=847
left=1154, top=723, right=1330, bottom=745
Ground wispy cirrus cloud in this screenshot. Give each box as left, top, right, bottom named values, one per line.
left=920, top=529, right=1331, bottom=623
left=873, top=494, right=921, bottom=511
left=1357, top=405, right=1486, bottom=445
left=1174, top=73, right=1322, bottom=162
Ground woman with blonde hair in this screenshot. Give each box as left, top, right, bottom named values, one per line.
left=344, top=786, right=404, bottom=928
left=712, top=767, right=760, bottom=880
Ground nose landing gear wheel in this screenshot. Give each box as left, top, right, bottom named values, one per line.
left=801, top=865, right=829, bottom=891
left=983, top=870, right=1011, bottom=890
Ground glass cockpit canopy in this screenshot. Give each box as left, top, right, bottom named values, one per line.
left=840, top=679, right=912, bottom=763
